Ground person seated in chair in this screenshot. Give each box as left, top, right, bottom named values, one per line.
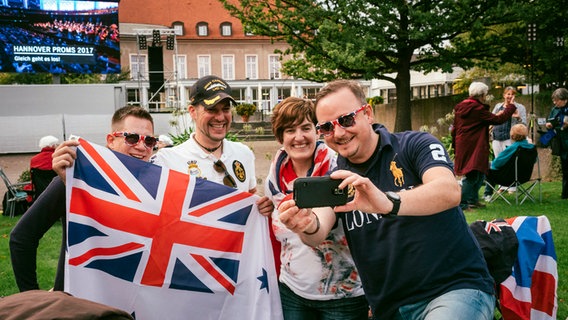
left=491, top=124, right=534, bottom=170
left=29, top=135, right=59, bottom=200
left=485, top=124, right=535, bottom=199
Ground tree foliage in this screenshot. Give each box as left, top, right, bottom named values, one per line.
left=221, top=0, right=544, bottom=131
left=0, top=69, right=130, bottom=85
left=523, top=0, right=568, bottom=88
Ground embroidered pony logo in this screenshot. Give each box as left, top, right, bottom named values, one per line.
left=390, top=159, right=404, bottom=187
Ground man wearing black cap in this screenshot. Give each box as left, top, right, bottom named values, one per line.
left=152, top=75, right=274, bottom=215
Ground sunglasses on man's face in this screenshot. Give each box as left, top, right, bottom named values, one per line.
left=213, top=160, right=237, bottom=188
left=316, top=105, right=367, bottom=136
left=112, top=132, right=158, bottom=149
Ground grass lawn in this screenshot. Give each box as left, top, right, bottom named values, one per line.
left=0, top=181, right=566, bottom=318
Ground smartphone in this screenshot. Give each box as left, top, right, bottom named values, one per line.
left=293, top=176, right=348, bottom=208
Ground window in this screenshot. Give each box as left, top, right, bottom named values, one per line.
left=196, top=22, right=209, bottom=36
left=222, top=55, right=235, bottom=80
left=197, top=55, right=211, bottom=78
left=220, top=22, right=232, bottom=36
left=245, top=55, right=258, bottom=80
left=127, top=88, right=141, bottom=105
left=388, top=89, right=397, bottom=103
left=268, top=55, right=281, bottom=80
left=130, top=54, right=147, bottom=80
left=303, top=87, right=319, bottom=100
left=175, top=55, right=187, bottom=80
left=172, top=21, right=184, bottom=36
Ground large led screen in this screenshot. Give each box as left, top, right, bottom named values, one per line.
left=0, top=0, right=120, bottom=74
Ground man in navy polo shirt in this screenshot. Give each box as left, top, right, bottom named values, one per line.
left=278, top=80, right=495, bottom=320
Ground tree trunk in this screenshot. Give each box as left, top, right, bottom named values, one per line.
left=394, top=56, right=413, bottom=132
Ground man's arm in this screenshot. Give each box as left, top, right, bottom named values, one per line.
left=330, top=167, right=460, bottom=217
left=9, top=178, right=66, bottom=291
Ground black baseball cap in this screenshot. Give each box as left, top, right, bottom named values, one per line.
left=188, top=75, right=236, bottom=108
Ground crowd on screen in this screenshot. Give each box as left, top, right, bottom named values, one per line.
left=0, top=5, right=120, bottom=73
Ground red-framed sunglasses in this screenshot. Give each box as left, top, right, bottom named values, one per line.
left=316, top=104, right=367, bottom=136
left=112, top=132, right=158, bottom=149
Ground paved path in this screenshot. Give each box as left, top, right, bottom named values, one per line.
left=0, top=140, right=280, bottom=211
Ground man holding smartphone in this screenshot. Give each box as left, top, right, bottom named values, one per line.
left=278, top=80, right=495, bottom=320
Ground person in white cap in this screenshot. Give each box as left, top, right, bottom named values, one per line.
left=31, top=135, right=59, bottom=172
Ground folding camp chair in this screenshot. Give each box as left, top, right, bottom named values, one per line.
left=0, top=167, right=30, bottom=217
left=484, top=146, right=541, bottom=205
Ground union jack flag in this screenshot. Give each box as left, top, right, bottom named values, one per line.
left=65, top=138, right=282, bottom=320
left=500, top=216, right=557, bottom=320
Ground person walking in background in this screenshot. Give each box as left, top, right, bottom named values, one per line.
left=277, top=80, right=495, bottom=320
left=484, top=86, right=526, bottom=200
left=10, top=106, right=157, bottom=292
left=265, top=97, right=367, bottom=320
left=152, top=75, right=274, bottom=216
left=452, top=82, right=516, bottom=210
left=29, top=135, right=59, bottom=200
left=545, top=87, right=568, bottom=199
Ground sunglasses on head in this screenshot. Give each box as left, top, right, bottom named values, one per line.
left=213, top=160, right=237, bottom=188
left=316, top=104, right=367, bottom=136
left=112, top=132, right=158, bottom=149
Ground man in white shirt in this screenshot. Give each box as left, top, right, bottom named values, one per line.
left=152, top=75, right=273, bottom=215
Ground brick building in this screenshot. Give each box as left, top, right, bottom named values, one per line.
left=117, top=0, right=346, bottom=113
left=117, top=0, right=457, bottom=111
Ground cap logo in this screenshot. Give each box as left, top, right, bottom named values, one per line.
left=203, top=96, right=221, bottom=106
left=190, top=76, right=233, bottom=107
left=205, top=81, right=228, bottom=91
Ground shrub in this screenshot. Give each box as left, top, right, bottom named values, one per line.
left=235, top=103, right=257, bottom=117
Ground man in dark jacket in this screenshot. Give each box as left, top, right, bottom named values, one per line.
left=9, top=106, right=156, bottom=292
left=452, top=82, right=516, bottom=210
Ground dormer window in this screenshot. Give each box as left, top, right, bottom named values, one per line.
left=220, top=22, right=232, bottom=36
left=196, top=22, right=209, bottom=36
left=172, top=21, right=184, bottom=36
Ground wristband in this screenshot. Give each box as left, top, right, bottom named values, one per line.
left=303, top=212, right=320, bottom=235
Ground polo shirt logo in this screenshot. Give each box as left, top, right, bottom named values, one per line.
left=390, top=158, right=404, bottom=187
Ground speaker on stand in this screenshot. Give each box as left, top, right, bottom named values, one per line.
left=148, top=46, right=164, bottom=94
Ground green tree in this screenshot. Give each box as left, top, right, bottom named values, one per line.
left=452, top=64, right=527, bottom=94
left=483, top=0, right=568, bottom=90
left=221, top=0, right=533, bottom=131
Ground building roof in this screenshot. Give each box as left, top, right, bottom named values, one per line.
left=119, top=0, right=253, bottom=40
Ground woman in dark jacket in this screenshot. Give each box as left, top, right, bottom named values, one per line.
left=545, top=87, right=568, bottom=199
left=452, top=82, right=516, bottom=210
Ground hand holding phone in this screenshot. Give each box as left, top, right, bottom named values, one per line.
left=293, top=176, right=348, bottom=208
